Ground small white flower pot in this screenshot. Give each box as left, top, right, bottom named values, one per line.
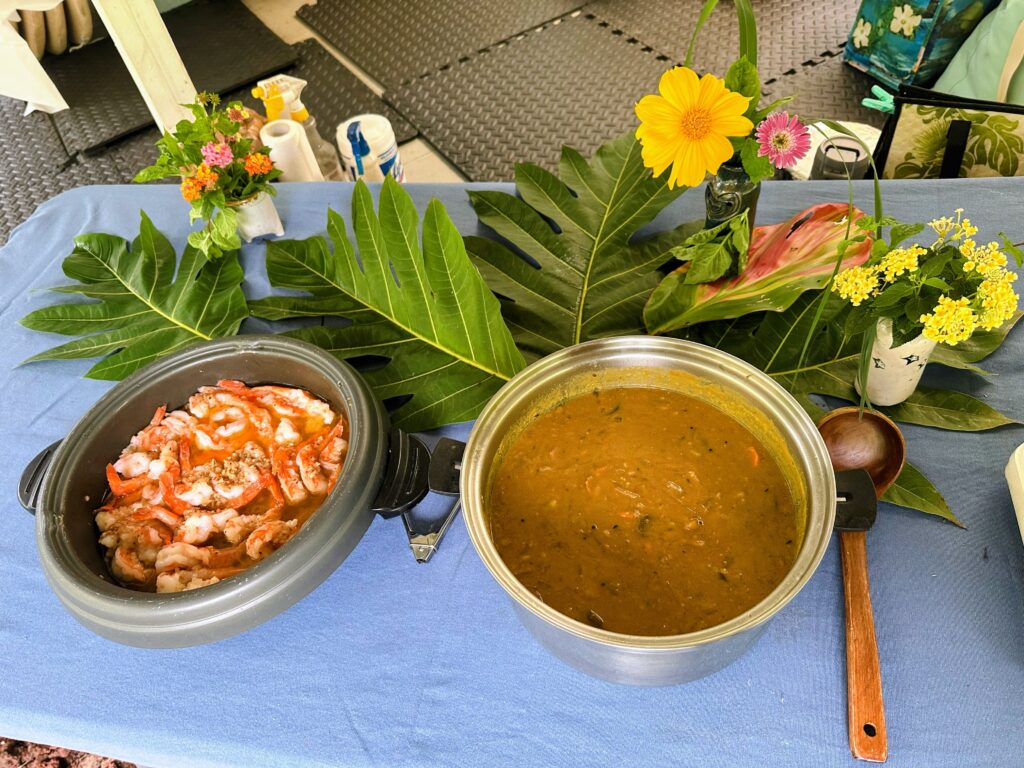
left=855, top=318, right=936, bottom=406
left=230, top=191, right=284, bottom=243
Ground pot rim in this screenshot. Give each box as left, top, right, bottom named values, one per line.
left=33, top=335, right=389, bottom=641
left=461, top=336, right=836, bottom=651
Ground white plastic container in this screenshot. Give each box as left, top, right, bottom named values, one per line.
left=1004, top=445, right=1024, bottom=546
left=337, top=114, right=405, bottom=182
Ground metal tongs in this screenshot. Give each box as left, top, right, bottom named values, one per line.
left=371, top=429, right=464, bottom=563
left=404, top=438, right=463, bottom=563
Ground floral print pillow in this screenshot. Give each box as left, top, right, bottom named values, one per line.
left=844, top=0, right=999, bottom=88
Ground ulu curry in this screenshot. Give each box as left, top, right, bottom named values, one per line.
left=488, top=386, right=800, bottom=636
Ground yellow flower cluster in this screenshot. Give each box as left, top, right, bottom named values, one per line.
left=919, top=295, right=977, bottom=345
left=832, top=265, right=880, bottom=306
left=961, top=239, right=1008, bottom=276
left=977, top=270, right=1020, bottom=330
left=928, top=215, right=955, bottom=239
left=879, top=245, right=924, bottom=282
left=927, top=208, right=977, bottom=242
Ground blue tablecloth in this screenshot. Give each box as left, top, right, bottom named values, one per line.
left=2, top=180, right=1023, bottom=768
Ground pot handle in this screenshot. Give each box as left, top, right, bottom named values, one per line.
left=371, top=428, right=432, bottom=518
left=403, top=438, right=464, bottom=563
left=371, top=429, right=465, bottom=563
left=19, top=440, right=61, bottom=515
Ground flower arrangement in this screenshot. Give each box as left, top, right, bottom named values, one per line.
left=135, top=93, right=281, bottom=260
left=635, top=64, right=811, bottom=189
left=634, top=4, right=811, bottom=193
left=833, top=209, right=1021, bottom=346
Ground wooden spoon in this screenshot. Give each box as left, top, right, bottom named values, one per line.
left=817, top=407, right=906, bottom=763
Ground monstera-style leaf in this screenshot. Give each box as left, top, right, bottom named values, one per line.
left=645, top=203, right=874, bottom=333
left=702, top=293, right=1018, bottom=523
left=249, top=178, right=525, bottom=432
left=463, top=131, right=702, bottom=358
left=20, top=211, right=247, bottom=380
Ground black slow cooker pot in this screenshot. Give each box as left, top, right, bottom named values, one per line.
left=18, top=336, right=461, bottom=648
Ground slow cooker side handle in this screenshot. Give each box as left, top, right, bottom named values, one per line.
left=370, top=428, right=466, bottom=563
left=371, top=428, right=433, bottom=518
left=19, top=440, right=62, bottom=515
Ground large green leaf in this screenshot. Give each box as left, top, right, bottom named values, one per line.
left=882, top=462, right=963, bottom=527
left=20, top=211, right=246, bottom=380
left=882, top=388, right=1018, bottom=431
left=463, top=131, right=701, bottom=358
left=249, top=177, right=525, bottom=432
left=644, top=203, right=873, bottom=333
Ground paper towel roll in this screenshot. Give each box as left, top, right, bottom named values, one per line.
left=259, top=119, right=323, bottom=182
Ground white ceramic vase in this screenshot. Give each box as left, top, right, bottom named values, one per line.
left=855, top=318, right=937, bottom=406
left=230, top=191, right=284, bottom=243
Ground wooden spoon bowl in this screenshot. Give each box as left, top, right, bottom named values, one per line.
left=817, top=407, right=906, bottom=499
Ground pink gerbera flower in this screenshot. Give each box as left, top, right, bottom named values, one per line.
left=755, top=112, right=811, bottom=168
left=201, top=141, right=234, bottom=168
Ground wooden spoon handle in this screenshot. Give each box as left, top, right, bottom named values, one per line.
left=839, top=531, right=888, bottom=762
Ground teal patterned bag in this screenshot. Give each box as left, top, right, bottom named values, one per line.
left=844, top=0, right=1000, bottom=88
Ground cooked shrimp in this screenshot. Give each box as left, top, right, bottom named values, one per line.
left=134, top=522, right=171, bottom=565
left=245, top=519, right=298, bottom=560
left=156, top=569, right=221, bottom=593
left=176, top=509, right=239, bottom=545
left=131, top=505, right=181, bottom=528
left=222, top=513, right=264, bottom=545
left=98, top=382, right=345, bottom=592
left=111, top=546, right=149, bottom=583
left=275, top=417, right=301, bottom=445
left=105, top=464, right=149, bottom=496
left=114, top=451, right=152, bottom=479
left=296, top=442, right=328, bottom=495
left=154, top=542, right=209, bottom=572
left=175, top=479, right=214, bottom=507
left=272, top=447, right=307, bottom=505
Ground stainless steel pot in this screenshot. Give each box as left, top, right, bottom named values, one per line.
left=460, top=336, right=837, bottom=686
left=19, top=336, right=462, bottom=648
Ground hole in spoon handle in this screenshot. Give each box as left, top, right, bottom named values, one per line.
left=839, top=531, right=888, bottom=762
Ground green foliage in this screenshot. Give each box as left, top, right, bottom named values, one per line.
left=463, top=132, right=702, bottom=359
left=685, top=0, right=758, bottom=67
left=249, top=178, right=525, bottom=432
left=20, top=212, right=247, bottom=379
left=645, top=203, right=871, bottom=334
left=133, top=92, right=281, bottom=260
left=668, top=212, right=750, bottom=285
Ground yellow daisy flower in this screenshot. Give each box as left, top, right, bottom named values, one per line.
left=635, top=67, right=753, bottom=189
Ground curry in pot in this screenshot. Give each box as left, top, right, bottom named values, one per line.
left=488, top=387, right=799, bottom=636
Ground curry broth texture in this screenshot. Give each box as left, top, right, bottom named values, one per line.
left=488, top=386, right=800, bottom=636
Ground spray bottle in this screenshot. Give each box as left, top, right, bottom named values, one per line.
left=252, top=74, right=343, bottom=181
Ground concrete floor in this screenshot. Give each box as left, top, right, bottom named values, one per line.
left=241, top=0, right=466, bottom=183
